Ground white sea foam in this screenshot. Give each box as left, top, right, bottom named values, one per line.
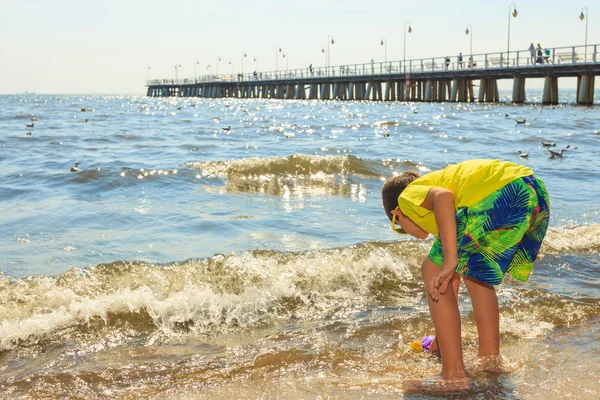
left=0, top=243, right=418, bottom=351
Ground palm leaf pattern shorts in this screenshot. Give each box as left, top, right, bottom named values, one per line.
left=429, top=175, right=550, bottom=285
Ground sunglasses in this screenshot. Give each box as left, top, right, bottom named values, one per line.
left=391, top=206, right=407, bottom=235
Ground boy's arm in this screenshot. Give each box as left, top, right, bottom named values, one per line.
left=420, top=187, right=457, bottom=301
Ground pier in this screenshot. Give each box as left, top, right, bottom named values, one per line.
left=146, top=44, right=600, bottom=105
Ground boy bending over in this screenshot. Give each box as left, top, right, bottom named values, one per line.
left=382, top=159, right=550, bottom=389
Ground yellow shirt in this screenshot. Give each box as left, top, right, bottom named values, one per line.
left=398, top=159, right=533, bottom=235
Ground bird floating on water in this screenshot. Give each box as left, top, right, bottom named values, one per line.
left=517, top=150, right=528, bottom=158
left=31, top=116, right=39, bottom=121
left=547, top=148, right=565, bottom=159
left=221, top=126, right=231, bottom=131
left=26, top=131, right=32, bottom=136
left=515, top=118, right=526, bottom=124
left=565, top=144, right=579, bottom=150
left=541, top=140, right=556, bottom=148
left=70, top=162, right=80, bottom=172
left=25, top=122, right=34, bottom=128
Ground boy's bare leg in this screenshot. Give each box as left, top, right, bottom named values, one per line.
left=462, top=275, right=500, bottom=358
left=428, top=273, right=461, bottom=354
left=421, top=258, right=466, bottom=380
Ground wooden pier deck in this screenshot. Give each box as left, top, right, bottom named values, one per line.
left=146, top=44, right=600, bottom=105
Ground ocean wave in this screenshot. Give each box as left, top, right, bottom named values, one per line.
left=1, top=226, right=599, bottom=352
left=0, top=242, right=422, bottom=351
left=542, top=224, right=600, bottom=254
left=185, top=154, right=419, bottom=195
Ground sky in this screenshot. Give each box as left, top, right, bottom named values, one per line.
left=0, top=0, right=597, bottom=94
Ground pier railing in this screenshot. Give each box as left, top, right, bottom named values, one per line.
left=147, top=44, right=599, bottom=86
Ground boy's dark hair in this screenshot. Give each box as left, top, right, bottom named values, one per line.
left=381, top=171, right=421, bottom=221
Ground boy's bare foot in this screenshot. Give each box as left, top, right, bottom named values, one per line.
left=403, top=375, right=471, bottom=393
left=474, top=355, right=519, bottom=374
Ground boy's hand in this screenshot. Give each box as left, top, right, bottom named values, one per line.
left=427, top=261, right=457, bottom=301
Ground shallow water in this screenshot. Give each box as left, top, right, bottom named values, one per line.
left=1, top=92, right=599, bottom=399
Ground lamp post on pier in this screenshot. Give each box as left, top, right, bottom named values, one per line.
left=275, top=45, right=282, bottom=72
left=174, top=64, right=181, bottom=80
left=241, top=51, right=247, bottom=76
left=327, top=36, right=334, bottom=70
left=282, top=52, right=288, bottom=71
left=194, top=60, right=199, bottom=79
left=507, top=3, right=518, bottom=62
left=228, top=61, right=234, bottom=76
left=580, top=6, right=589, bottom=54
left=380, top=37, right=387, bottom=64
left=216, top=56, right=221, bottom=76
left=403, top=22, right=412, bottom=68
left=465, top=24, right=473, bottom=57
left=253, top=56, right=259, bottom=73
left=146, top=65, right=151, bottom=81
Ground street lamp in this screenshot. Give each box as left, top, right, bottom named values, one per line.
left=580, top=6, right=589, bottom=54
left=507, top=4, right=518, bottom=60
left=465, top=24, right=473, bottom=57
left=241, top=51, right=247, bottom=75
left=194, top=60, right=199, bottom=78
left=276, top=45, right=282, bottom=71
left=253, top=56, right=259, bottom=72
left=146, top=65, right=151, bottom=81
left=327, top=36, right=334, bottom=69
left=282, top=52, right=288, bottom=70
left=216, top=56, right=221, bottom=75
left=403, top=22, right=412, bottom=66
left=380, top=37, right=387, bottom=63
left=228, top=60, right=234, bottom=75
left=175, top=64, right=181, bottom=80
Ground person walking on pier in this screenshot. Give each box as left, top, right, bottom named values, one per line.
left=536, top=44, right=544, bottom=64
left=309, top=64, right=314, bottom=77
left=529, top=43, right=536, bottom=65
left=458, top=53, right=464, bottom=69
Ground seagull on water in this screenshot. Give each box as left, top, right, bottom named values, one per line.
left=31, top=116, right=39, bottom=121
left=25, top=122, right=34, bottom=128
left=221, top=126, right=231, bottom=131
left=515, top=118, right=526, bottom=124
left=517, top=150, right=528, bottom=159
left=70, top=162, right=80, bottom=172
left=547, top=148, right=565, bottom=159
left=541, top=140, right=556, bottom=148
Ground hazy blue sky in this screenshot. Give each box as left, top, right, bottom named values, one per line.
left=1, top=0, right=596, bottom=94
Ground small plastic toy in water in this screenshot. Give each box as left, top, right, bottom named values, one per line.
left=410, top=335, right=436, bottom=352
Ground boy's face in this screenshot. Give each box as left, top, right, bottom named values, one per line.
left=390, top=207, right=429, bottom=239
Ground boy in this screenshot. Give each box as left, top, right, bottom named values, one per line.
left=381, top=159, right=550, bottom=389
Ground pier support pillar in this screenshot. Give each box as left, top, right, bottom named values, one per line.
left=365, top=83, right=372, bottom=100
left=309, top=84, right=317, bottom=99
left=512, top=77, right=526, bottom=103
left=450, top=78, right=458, bottom=102
left=468, top=80, right=476, bottom=102
left=577, top=74, right=595, bottom=105
left=424, top=80, right=433, bottom=102
left=437, top=81, right=447, bottom=101
left=356, top=83, right=365, bottom=100
left=542, top=75, right=558, bottom=105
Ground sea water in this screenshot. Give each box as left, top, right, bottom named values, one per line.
left=0, top=92, right=599, bottom=399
